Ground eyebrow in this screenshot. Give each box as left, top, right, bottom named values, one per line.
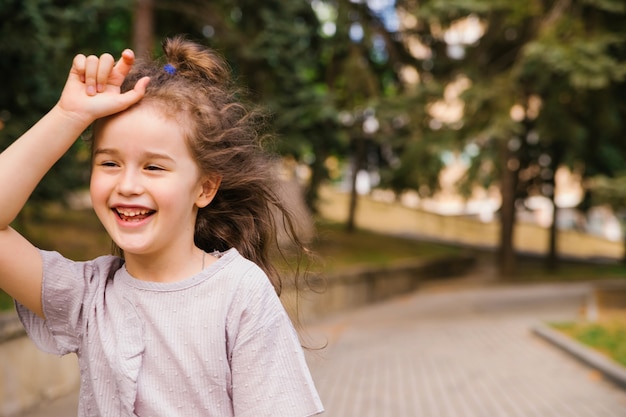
left=93, top=148, right=176, bottom=163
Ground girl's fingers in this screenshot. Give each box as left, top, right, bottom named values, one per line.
left=59, top=50, right=145, bottom=121
left=84, top=55, right=99, bottom=96
left=96, top=53, right=115, bottom=93
left=132, top=76, right=150, bottom=95
left=113, top=49, right=136, bottom=79
left=72, top=54, right=87, bottom=83
left=70, top=49, right=136, bottom=95
left=118, top=76, right=150, bottom=108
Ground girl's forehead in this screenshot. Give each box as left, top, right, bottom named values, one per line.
left=94, top=106, right=191, bottom=154
left=97, top=103, right=181, bottom=134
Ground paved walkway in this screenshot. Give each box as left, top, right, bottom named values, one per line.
left=304, top=279, right=626, bottom=417
left=20, top=280, right=626, bottom=416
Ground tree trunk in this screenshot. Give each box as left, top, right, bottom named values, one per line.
left=546, top=191, right=559, bottom=270
left=498, top=140, right=519, bottom=277
left=133, top=0, right=155, bottom=58
left=305, top=123, right=333, bottom=214
left=546, top=145, right=563, bottom=270
left=346, top=136, right=365, bottom=233
left=621, top=223, right=626, bottom=264
left=306, top=145, right=328, bottom=214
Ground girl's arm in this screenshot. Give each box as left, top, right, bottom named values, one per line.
left=0, top=50, right=149, bottom=318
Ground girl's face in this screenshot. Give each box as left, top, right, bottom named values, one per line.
left=90, top=104, right=215, bottom=262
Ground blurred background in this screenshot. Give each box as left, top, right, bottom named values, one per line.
left=2, top=0, right=626, bottom=275
left=1, top=0, right=626, bottom=416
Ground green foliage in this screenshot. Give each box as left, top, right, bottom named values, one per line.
left=237, top=1, right=341, bottom=159
left=0, top=290, right=13, bottom=312
left=404, top=0, right=626, bottom=193
left=386, top=138, right=445, bottom=196
left=417, top=0, right=509, bottom=21
left=4, top=0, right=624, bottom=232
left=392, top=0, right=626, bottom=272
left=523, top=31, right=626, bottom=89
left=583, top=0, right=626, bottom=13
left=0, top=0, right=133, bottom=204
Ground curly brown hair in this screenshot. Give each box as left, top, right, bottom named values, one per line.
left=114, top=36, right=308, bottom=295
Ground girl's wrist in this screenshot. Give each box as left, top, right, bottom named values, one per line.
left=50, top=103, right=94, bottom=134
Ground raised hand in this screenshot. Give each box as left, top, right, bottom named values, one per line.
left=57, top=49, right=150, bottom=126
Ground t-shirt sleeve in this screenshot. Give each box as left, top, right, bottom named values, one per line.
left=15, top=250, right=115, bottom=356
left=227, top=265, right=324, bottom=417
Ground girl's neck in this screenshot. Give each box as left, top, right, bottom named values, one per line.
left=123, top=245, right=208, bottom=283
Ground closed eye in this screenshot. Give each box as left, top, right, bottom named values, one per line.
left=145, top=165, right=165, bottom=171
left=100, top=161, right=119, bottom=167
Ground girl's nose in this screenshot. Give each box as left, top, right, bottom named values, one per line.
left=117, top=169, right=144, bottom=195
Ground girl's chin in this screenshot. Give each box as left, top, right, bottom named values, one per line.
left=107, top=237, right=153, bottom=256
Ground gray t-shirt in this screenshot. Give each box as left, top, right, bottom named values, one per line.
left=17, top=248, right=323, bottom=416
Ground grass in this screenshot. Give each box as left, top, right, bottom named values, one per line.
left=552, top=315, right=626, bottom=368
left=506, top=257, right=626, bottom=283
left=310, top=220, right=463, bottom=272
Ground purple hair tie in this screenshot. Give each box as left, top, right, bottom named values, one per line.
left=164, top=63, right=176, bottom=75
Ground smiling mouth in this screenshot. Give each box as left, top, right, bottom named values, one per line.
left=114, top=207, right=155, bottom=222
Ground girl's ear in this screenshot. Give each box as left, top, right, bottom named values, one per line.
left=196, top=175, right=222, bottom=208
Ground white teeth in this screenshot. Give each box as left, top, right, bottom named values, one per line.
left=116, top=208, right=151, bottom=217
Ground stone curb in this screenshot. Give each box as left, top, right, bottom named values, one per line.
left=532, top=322, right=626, bottom=390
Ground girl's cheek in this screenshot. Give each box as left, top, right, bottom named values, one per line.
left=89, top=174, right=107, bottom=204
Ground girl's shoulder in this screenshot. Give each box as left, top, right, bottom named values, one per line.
left=212, top=248, right=277, bottom=298
left=218, top=249, right=269, bottom=281
left=40, top=249, right=125, bottom=282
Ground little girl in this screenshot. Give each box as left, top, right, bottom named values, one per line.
left=0, top=37, right=323, bottom=416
